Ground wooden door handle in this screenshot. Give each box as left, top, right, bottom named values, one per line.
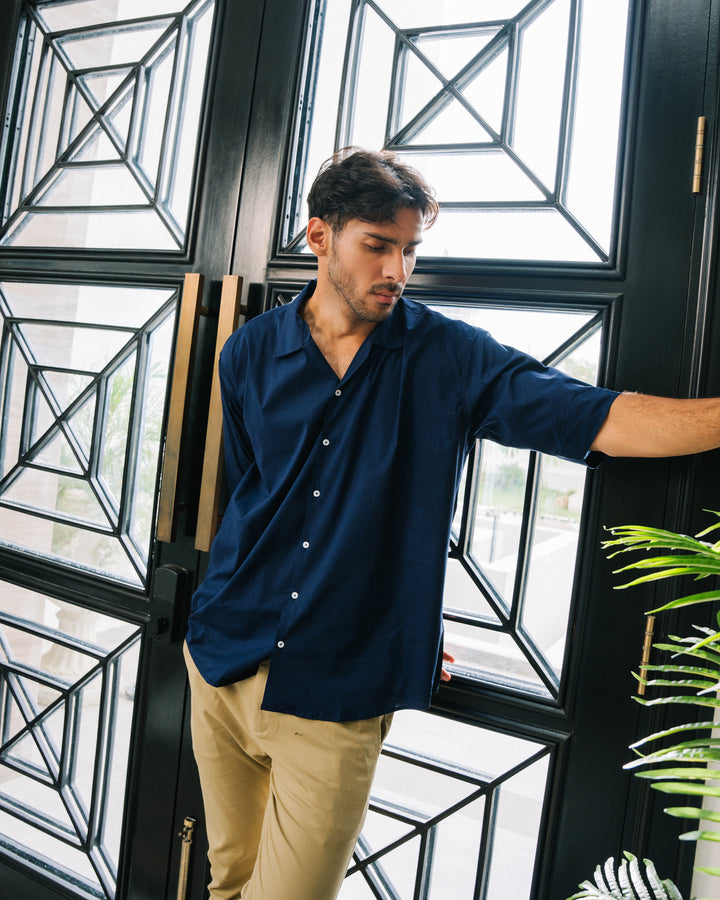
left=156, top=273, right=204, bottom=543
left=195, top=275, right=245, bottom=552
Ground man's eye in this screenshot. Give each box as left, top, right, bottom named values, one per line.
left=366, top=244, right=385, bottom=252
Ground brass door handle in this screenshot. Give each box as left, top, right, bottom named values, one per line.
left=176, top=816, right=197, bottom=900
left=157, top=273, right=204, bottom=543
left=637, top=614, right=656, bottom=697
left=195, top=275, right=245, bottom=552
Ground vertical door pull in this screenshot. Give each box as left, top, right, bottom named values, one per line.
left=176, top=816, right=197, bottom=900
left=692, top=116, right=707, bottom=194
left=195, top=275, right=245, bottom=552
left=157, top=273, right=204, bottom=543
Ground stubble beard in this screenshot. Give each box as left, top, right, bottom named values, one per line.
left=327, top=250, right=399, bottom=324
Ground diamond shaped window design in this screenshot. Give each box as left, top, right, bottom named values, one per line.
left=0, top=0, right=216, bottom=250
left=431, top=300, right=607, bottom=698
left=285, top=0, right=631, bottom=263
left=0, top=584, right=141, bottom=900
left=342, top=710, right=553, bottom=899
left=0, top=280, right=177, bottom=587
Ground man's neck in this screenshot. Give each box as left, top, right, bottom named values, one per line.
left=301, top=285, right=376, bottom=380
left=301, top=283, right=377, bottom=343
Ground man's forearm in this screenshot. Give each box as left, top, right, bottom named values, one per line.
left=591, top=393, right=720, bottom=458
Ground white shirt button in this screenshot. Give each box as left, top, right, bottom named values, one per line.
left=313, top=489, right=321, bottom=497
left=322, top=438, right=330, bottom=446
left=335, top=389, right=342, bottom=396
left=277, top=640, right=285, bottom=648
left=302, top=541, right=310, bottom=549
left=291, top=591, right=299, bottom=599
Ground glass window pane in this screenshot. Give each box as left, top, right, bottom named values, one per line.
left=285, top=0, right=632, bottom=263
left=430, top=302, right=596, bottom=360
left=469, top=443, right=530, bottom=609
left=565, top=0, right=631, bottom=245
left=444, top=557, right=502, bottom=625
left=511, top=0, right=571, bottom=188
left=0, top=280, right=177, bottom=587
left=419, top=208, right=601, bottom=262
left=518, top=328, right=603, bottom=678
left=520, top=453, right=586, bottom=677
left=373, top=1, right=531, bottom=28
left=430, top=302, right=605, bottom=698
left=1, top=1, right=216, bottom=251
left=342, top=710, right=553, bottom=898
left=444, top=620, right=552, bottom=697
left=483, top=756, right=551, bottom=899
left=0, top=581, right=141, bottom=900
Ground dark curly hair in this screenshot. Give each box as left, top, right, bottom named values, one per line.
left=307, top=147, right=439, bottom=233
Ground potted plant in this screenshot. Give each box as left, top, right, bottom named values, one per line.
left=567, top=512, right=720, bottom=900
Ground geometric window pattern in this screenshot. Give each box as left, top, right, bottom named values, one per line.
left=0, top=0, right=216, bottom=250
left=284, top=0, right=631, bottom=263
left=0, top=281, right=177, bottom=587
left=434, top=301, right=607, bottom=699
left=0, top=583, right=141, bottom=900
left=343, top=710, right=554, bottom=899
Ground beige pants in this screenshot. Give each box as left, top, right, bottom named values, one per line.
left=184, top=645, right=392, bottom=900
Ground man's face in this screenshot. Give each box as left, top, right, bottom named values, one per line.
left=325, top=207, right=424, bottom=324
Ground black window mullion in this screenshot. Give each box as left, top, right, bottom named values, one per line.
left=542, top=311, right=604, bottom=369
left=413, top=825, right=436, bottom=900
left=20, top=29, right=50, bottom=201
left=155, top=24, right=188, bottom=210
left=554, top=0, right=581, bottom=203
left=335, top=0, right=365, bottom=151
left=510, top=449, right=539, bottom=632
left=476, top=786, right=498, bottom=900
left=117, top=331, right=149, bottom=541
left=285, top=0, right=324, bottom=246
left=502, top=21, right=519, bottom=145
left=0, top=13, right=31, bottom=222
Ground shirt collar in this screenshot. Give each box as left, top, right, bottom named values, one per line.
left=273, top=279, right=404, bottom=358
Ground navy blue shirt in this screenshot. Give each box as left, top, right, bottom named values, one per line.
left=186, top=281, right=618, bottom=720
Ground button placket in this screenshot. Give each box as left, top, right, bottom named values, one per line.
left=280, top=383, right=342, bottom=654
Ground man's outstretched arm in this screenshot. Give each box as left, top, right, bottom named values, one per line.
left=591, top=393, right=720, bottom=458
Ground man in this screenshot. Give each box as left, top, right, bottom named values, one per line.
left=185, top=148, right=720, bottom=900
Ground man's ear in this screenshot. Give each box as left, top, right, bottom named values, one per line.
left=306, top=217, right=332, bottom=258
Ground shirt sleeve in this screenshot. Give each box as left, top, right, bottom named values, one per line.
left=218, top=330, right=255, bottom=490
left=457, top=324, right=618, bottom=465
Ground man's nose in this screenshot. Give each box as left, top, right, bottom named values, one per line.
left=382, top=249, right=408, bottom=283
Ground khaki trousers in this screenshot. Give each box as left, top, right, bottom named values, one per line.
left=184, top=645, right=392, bottom=900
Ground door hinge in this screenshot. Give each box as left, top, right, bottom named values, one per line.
left=692, top=116, right=707, bottom=194
left=637, top=614, right=656, bottom=697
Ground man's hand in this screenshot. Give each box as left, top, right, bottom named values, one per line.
left=591, top=393, right=720, bottom=458
left=441, top=650, right=455, bottom=682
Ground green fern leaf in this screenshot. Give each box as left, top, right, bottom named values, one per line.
left=567, top=855, right=683, bottom=900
